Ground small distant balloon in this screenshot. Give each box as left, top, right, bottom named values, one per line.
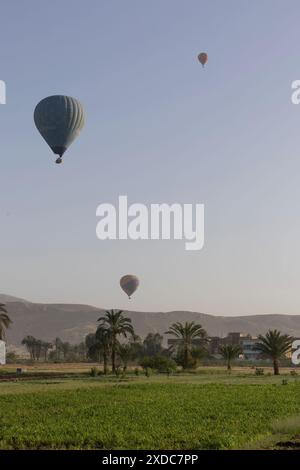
left=120, top=275, right=139, bottom=299
left=198, top=52, right=208, bottom=67
left=34, top=95, right=85, bottom=164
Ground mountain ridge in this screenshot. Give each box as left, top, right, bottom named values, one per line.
left=1, top=294, right=300, bottom=346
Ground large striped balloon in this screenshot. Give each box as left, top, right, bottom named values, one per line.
left=34, top=95, right=85, bottom=164
left=120, top=275, right=139, bottom=299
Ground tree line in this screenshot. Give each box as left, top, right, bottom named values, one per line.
left=21, top=336, right=86, bottom=362
left=85, top=309, right=293, bottom=376
left=0, top=304, right=294, bottom=375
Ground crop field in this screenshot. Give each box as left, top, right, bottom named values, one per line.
left=1, top=368, right=300, bottom=449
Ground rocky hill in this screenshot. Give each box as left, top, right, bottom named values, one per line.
left=2, top=294, right=300, bottom=346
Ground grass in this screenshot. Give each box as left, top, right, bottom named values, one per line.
left=247, top=415, right=300, bottom=449
left=1, top=370, right=300, bottom=449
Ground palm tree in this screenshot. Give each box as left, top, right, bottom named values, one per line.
left=165, top=321, right=207, bottom=369
left=97, top=310, right=134, bottom=374
left=54, top=337, right=63, bottom=361
left=256, top=329, right=293, bottom=375
left=86, top=333, right=102, bottom=362
left=61, top=341, right=71, bottom=360
left=22, top=335, right=37, bottom=360
left=34, top=339, right=43, bottom=361
left=0, top=304, right=12, bottom=341
left=95, top=326, right=111, bottom=374
left=41, top=341, right=53, bottom=361
left=219, top=344, right=242, bottom=370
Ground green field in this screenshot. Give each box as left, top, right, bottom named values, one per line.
left=1, top=369, right=300, bottom=449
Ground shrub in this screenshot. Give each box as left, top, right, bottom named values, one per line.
left=90, top=367, right=98, bottom=377
left=140, top=355, right=177, bottom=374
left=6, top=351, right=18, bottom=363
left=255, top=368, right=264, bottom=376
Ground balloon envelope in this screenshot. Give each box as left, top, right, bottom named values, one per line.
left=120, top=275, right=139, bottom=299
left=34, top=95, right=85, bottom=160
left=198, top=52, right=208, bottom=66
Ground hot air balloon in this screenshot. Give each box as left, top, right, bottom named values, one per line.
left=198, top=52, right=208, bottom=67
left=34, top=95, right=85, bottom=164
left=120, top=275, right=139, bottom=299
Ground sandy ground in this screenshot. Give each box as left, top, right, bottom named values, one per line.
left=0, top=362, right=100, bottom=373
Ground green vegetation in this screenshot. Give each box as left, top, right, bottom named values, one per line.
left=256, top=329, right=293, bottom=375
left=94, top=327, right=111, bottom=374
left=248, top=414, right=300, bottom=449
left=139, top=355, right=177, bottom=374
left=165, top=321, right=207, bottom=369
left=3, top=322, right=299, bottom=450
left=20, top=335, right=86, bottom=362
left=219, top=344, right=242, bottom=370
left=1, top=372, right=300, bottom=449
left=22, top=336, right=53, bottom=361
left=97, top=310, right=134, bottom=374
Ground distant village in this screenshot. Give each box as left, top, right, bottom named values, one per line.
left=0, top=331, right=289, bottom=365
left=168, top=332, right=286, bottom=361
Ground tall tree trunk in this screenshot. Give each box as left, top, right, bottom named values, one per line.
left=227, top=360, right=231, bottom=370
left=184, top=345, right=188, bottom=369
left=273, top=358, right=279, bottom=375
left=103, top=351, right=108, bottom=375
left=111, top=336, right=116, bottom=373
left=112, top=347, right=116, bottom=374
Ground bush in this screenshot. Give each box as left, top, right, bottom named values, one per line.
left=140, top=355, right=177, bottom=374
left=90, top=367, right=98, bottom=377
left=175, top=350, right=198, bottom=369
left=255, top=368, right=264, bottom=376
left=290, top=370, right=297, bottom=376
left=6, top=351, right=18, bottom=363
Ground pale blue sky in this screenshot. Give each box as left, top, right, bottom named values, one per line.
left=1, top=0, right=300, bottom=315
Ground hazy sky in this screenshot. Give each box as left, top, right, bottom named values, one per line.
left=1, top=0, right=300, bottom=315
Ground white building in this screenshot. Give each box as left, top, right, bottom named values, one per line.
left=0, top=340, right=6, bottom=365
